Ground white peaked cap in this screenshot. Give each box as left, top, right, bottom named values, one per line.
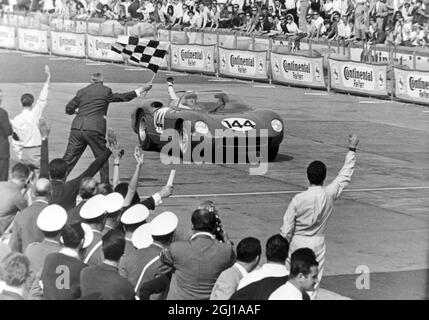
left=80, top=194, right=107, bottom=219
left=37, top=204, right=67, bottom=232
left=131, top=223, right=153, bottom=249
left=105, top=192, right=124, bottom=213
left=150, top=211, right=178, bottom=236
left=120, top=204, right=149, bottom=225
left=81, top=223, right=94, bottom=249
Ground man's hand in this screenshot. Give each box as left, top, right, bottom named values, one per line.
left=158, top=184, right=173, bottom=199
left=44, top=65, right=51, bottom=80
left=349, top=134, right=359, bottom=149
left=38, top=118, right=50, bottom=139
left=107, top=128, right=118, bottom=151
left=134, top=146, right=144, bottom=166
left=166, top=77, right=174, bottom=85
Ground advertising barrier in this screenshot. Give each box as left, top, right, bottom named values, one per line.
left=170, top=43, right=216, bottom=74
left=328, top=58, right=389, bottom=97
left=271, top=52, right=326, bottom=89
left=0, top=25, right=16, bottom=49
left=87, top=34, right=123, bottom=62
left=218, top=47, right=268, bottom=80
left=393, top=67, right=429, bottom=105
left=17, top=28, right=49, bottom=53
left=51, top=31, right=85, bottom=58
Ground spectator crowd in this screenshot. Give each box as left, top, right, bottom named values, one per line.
left=0, top=64, right=359, bottom=300
left=1, top=0, right=429, bottom=47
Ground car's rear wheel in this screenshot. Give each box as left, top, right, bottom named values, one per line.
left=138, top=114, right=156, bottom=151
left=268, top=145, right=279, bottom=162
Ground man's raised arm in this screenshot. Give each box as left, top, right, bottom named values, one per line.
left=33, top=65, right=51, bottom=119
left=107, top=84, right=152, bottom=103
left=326, top=134, right=359, bottom=200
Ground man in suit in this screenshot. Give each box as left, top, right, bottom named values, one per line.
left=9, top=178, right=51, bottom=253
left=0, top=89, right=13, bottom=181
left=63, top=73, right=152, bottom=183
left=66, top=177, right=98, bottom=225
left=80, top=229, right=135, bottom=300
left=160, top=208, right=235, bottom=300
left=210, top=237, right=261, bottom=300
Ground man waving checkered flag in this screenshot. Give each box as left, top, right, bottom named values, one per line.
left=111, top=36, right=169, bottom=73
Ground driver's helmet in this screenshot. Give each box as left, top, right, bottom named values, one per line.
left=181, top=93, right=198, bottom=109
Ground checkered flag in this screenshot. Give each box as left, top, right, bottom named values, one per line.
left=111, top=36, right=169, bottom=73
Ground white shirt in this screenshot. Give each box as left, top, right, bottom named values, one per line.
left=281, top=151, right=356, bottom=240
left=237, top=262, right=289, bottom=290
left=269, top=281, right=303, bottom=300
left=11, top=81, right=49, bottom=148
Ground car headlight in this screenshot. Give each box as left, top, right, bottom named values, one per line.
left=195, top=121, right=209, bottom=134
left=271, top=119, right=283, bottom=133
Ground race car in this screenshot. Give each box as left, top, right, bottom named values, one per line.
left=130, top=90, right=284, bottom=162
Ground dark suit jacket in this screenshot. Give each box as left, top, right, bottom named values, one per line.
left=65, top=83, right=137, bottom=135
left=229, top=275, right=289, bottom=300
left=161, top=234, right=235, bottom=300
left=40, top=139, right=112, bottom=211
left=0, top=107, right=13, bottom=159
left=9, top=200, right=47, bottom=253
left=80, top=263, right=135, bottom=300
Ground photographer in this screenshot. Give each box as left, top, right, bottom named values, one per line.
left=160, top=207, right=235, bottom=300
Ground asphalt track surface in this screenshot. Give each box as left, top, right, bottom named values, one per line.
left=1, top=49, right=429, bottom=299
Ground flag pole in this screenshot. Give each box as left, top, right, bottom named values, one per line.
left=143, top=72, right=157, bottom=98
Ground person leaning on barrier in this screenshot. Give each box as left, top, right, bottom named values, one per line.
left=0, top=88, right=13, bottom=182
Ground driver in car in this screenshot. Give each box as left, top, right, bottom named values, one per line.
left=167, top=77, right=198, bottom=109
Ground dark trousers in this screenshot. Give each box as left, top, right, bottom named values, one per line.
left=63, top=129, right=109, bottom=183
left=0, top=158, right=9, bottom=181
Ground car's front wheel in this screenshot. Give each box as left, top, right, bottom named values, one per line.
left=138, top=114, right=156, bottom=151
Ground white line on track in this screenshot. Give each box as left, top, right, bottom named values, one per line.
left=85, top=63, right=107, bottom=66
left=208, top=79, right=233, bottom=82
left=164, top=73, right=191, bottom=76
left=20, top=54, right=45, bottom=57
left=422, top=110, right=429, bottom=113
left=359, top=100, right=388, bottom=104
left=252, top=85, right=276, bottom=88
left=304, top=92, right=329, bottom=96
left=48, top=57, right=71, bottom=60
left=151, top=186, right=429, bottom=199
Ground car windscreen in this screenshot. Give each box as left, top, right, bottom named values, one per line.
left=179, top=92, right=253, bottom=113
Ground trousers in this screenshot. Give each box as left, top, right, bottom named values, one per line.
left=62, top=129, right=109, bottom=183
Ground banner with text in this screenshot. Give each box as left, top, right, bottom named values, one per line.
left=328, top=59, right=388, bottom=97
left=271, top=52, right=326, bottom=89
left=218, top=47, right=268, bottom=80
left=171, top=43, right=215, bottom=74
left=0, top=25, right=15, bottom=49
left=17, top=28, right=49, bottom=53
left=87, top=34, right=123, bottom=62
left=51, top=31, right=85, bottom=58
left=394, top=67, right=429, bottom=105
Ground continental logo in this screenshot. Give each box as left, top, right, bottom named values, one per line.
left=230, top=55, right=254, bottom=67
left=409, top=77, right=429, bottom=91
left=282, top=60, right=310, bottom=73
left=24, top=34, right=39, bottom=42
left=344, top=67, right=373, bottom=81
left=180, top=49, right=203, bottom=60
left=60, top=37, right=76, bottom=47
left=95, top=40, right=112, bottom=51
